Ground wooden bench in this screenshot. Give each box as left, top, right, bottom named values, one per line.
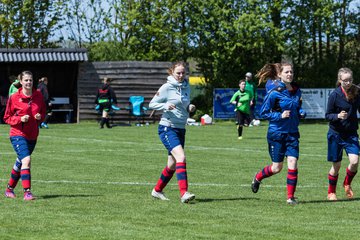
left=50, top=97, right=73, bottom=123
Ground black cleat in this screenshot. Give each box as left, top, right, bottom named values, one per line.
left=251, top=175, right=261, bottom=193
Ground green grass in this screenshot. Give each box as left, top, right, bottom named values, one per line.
left=0, top=121, right=359, bottom=239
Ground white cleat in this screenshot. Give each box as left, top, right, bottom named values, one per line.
left=286, top=197, right=298, bottom=205
left=180, top=192, right=195, bottom=203
left=151, top=189, right=170, bottom=201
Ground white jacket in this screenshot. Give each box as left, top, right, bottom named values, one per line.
left=149, top=76, right=191, bottom=129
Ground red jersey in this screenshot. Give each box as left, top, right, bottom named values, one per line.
left=4, top=88, right=46, bottom=140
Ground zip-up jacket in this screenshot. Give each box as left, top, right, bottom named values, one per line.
left=325, top=86, right=360, bottom=138
left=149, top=76, right=191, bottom=129
left=260, top=82, right=302, bottom=134
left=4, top=88, right=46, bottom=140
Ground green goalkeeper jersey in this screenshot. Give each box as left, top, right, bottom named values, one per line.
left=230, top=89, right=253, bottom=114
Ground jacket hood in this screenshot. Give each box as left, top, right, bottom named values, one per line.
left=101, top=83, right=109, bottom=90
left=167, top=76, right=189, bottom=88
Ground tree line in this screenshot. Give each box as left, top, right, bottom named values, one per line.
left=0, top=0, right=359, bottom=110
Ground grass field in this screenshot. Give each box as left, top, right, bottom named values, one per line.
left=0, top=120, right=359, bottom=239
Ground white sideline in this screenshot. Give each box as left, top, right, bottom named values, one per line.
left=0, top=179, right=324, bottom=188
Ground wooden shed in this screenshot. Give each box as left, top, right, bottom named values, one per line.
left=0, top=48, right=173, bottom=124
left=0, top=48, right=88, bottom=123
left=77, top=61, right=171, bottom=123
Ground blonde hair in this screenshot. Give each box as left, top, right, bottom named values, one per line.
left=256, top=63, right=281, bottom=86
left=336, top=67, right=357, bottom=101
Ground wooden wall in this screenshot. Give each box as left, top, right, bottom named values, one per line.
left=77, top=61, right=172, bottom=123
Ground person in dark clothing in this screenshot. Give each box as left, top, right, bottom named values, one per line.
left=95, top=77, right=117, bottom=128
left=251, top=62, right=305, bottom=205
left=37, top=77, right=52, bottom=129
left=325, top=67, right=360, bottom=201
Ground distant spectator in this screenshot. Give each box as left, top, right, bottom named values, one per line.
left=230, top=79, right=252, bottom=140
left=37, top=77, right=53, bottom=129
left=94, top=77, right=118, bottom=128
left=244, top=72, right=258, bottom=126
left=8, top=74, right=21, bottom=97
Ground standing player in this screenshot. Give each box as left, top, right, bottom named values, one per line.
left=230, top=79, right=252, bottom=139
left=251, top=62, right=305, bottom=204
left=245, top=72, right=258, bottom=125
left=325, top=67, right=360, bottom=201
left=95, top=77, right=118, bottom=128
left=4, top=71, right=46, bottom=200
left=37, top=77, right=52, bottom=129
left=149, top=61, right=196, bottom=203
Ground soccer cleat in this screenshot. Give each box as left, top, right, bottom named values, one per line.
left=286, top=197, right=298, bottom=205
left=23, top=191, right=35, bottom=201
left=344, top=185, right=354, bottom=198
left=238, top=136, right=243, bottom=140
left=151, top=189, right=170, bottom=201
left=327, top=193, right=337, bottom=201
left=41, top=122, right=48, bottom=129
left=251, top=175, right=261, bottom=193
left=180, top=192, right=195, bottom=203
left=5, top=190, right=16, bottom=199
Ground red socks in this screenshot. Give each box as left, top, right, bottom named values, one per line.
left=255, top=165, right=274, bottom=181
left=154, top=166, right=175, bottom=192
left=176, top=162, right=188, bottom=196
left=287, top=169, right=298, bottom=199
left=7, top=169, right=21, bottom=190
left=343, top=167, right=357, bottom=186
left=328, top=174, right=338, bottom=194
left=20, top=169, right=31, bottom=191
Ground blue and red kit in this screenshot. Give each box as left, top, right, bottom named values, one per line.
left=4, top=88, right=46, bottom=140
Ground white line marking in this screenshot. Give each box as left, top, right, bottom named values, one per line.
left=0, top=179, right=325, bottom=188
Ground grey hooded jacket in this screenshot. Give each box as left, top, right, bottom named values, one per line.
left=149, top=76, right=191, bottom=129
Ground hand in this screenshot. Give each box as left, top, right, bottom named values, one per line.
left=188, top=104, right=196, bottom=113
left=167, top=103, right=176, bottom=110
left=21, top=115, right=30, bottom=122
left=338, top=110, right=348, bottom=120
left=299, top=109, right=306, bottom=119
left=281, top=110, right=291, bottom=119
left=34, top=113, right=41, bottom=120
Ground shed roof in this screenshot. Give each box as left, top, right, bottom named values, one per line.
left=0, top=48, right=88, bottom=62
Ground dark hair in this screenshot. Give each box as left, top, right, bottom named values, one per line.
left=167, top=61, right=186, bottom=75
left=103, top=77, right=111, bottom=83
left=20, top=71, right=33, bottom=80
left=239, top=79, right=246, bottom=84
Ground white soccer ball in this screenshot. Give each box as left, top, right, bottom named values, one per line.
left=253, top=119, right=261, bottom=126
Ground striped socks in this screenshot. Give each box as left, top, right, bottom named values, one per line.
left=154, top=166, right=175, bottom=192
left=176, top=162, right=188, bottom=196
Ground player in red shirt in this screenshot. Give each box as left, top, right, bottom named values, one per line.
left=3, top=71, right=46, bottom=201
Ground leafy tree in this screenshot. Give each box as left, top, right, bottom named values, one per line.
left=0, top=0, right=63, bottom=48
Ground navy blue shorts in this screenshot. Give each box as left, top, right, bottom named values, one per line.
left=10, top=136, right=37, bottom=161
left=267, top=132, right=300, bottom=163
left=327, top=132, right=359, bottom=162
left=158, top=125, right=186, bottom=155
